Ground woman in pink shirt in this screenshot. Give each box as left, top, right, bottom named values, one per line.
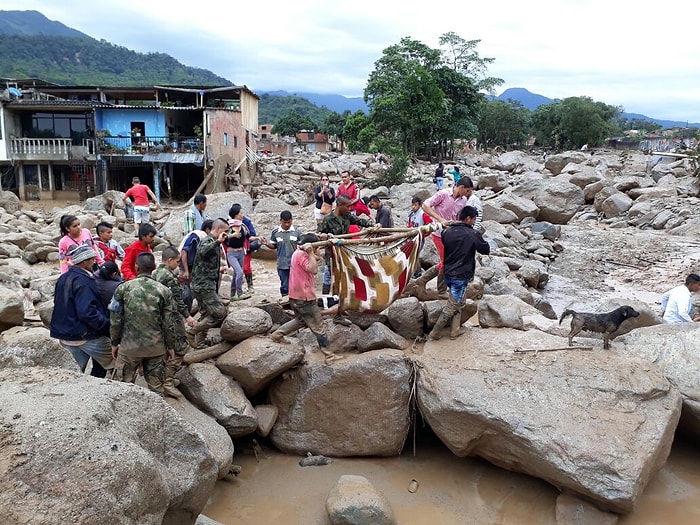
left=58, top=214, right=104, bottom=273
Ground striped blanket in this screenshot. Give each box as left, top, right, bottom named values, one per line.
left=328, top=227, right=430, bottom=313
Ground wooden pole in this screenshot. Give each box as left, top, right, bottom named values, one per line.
left=309, top=229, right=424, bottom=248
left=183, top=342, right=233, bottom=364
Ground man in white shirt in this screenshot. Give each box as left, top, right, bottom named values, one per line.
left=661, top=273, right=700, bottom=323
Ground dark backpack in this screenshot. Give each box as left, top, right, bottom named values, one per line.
left=186, top=234, right=201, bottom=268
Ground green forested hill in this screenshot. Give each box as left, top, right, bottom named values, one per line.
left=258, top=93, right=335, bottom=126
left=0, top=34, right=230, bottom=86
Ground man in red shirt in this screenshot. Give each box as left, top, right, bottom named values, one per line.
left=122, top=223, right=157, bottom=280
left=122, top=177, right=161, bottom=227
left=269, top=233, right=343, bottom=364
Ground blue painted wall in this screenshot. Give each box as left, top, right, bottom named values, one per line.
left=96, top=109, right=166, bottom=138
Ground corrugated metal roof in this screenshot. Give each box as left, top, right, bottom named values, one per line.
left=141, top=152, right=204, bottom=165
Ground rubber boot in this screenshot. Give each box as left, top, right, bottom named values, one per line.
left=322, top=283, right=331, bottom=295
left=429, top=294, right=459, bottom=340
left=245, top=274, right=254, bottom=292
left=404, top=265, right=439, bottom=301
left=449, top=308, right=466, bottom=340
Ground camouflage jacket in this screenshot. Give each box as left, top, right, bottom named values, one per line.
left=317, top=213, right=374, bottom=236
left=190, top=234, right=222, bottom=293
left=109, top=274, right=176, bottom=358
left=153, top=263, right=189, bottom=319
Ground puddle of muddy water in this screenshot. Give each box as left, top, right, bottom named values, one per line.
left=203, top=436, right=700, bottom=525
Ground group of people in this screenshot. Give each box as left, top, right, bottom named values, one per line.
left=51, top=162, right=700, bottom=397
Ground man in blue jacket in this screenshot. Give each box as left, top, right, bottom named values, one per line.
left=50, top=244, right=114, bottom=375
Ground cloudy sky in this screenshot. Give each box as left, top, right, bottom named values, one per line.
left=3, top=0, right=700, bottom=122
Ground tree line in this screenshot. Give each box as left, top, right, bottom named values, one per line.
left=270, top=32, right=672, bottom=162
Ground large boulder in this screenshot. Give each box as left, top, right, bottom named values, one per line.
left=0, top=190, right=21, bottom=213
left=269, top=350, right=411, bottom=456
left=220, top=307, right=273, bottom=343
left=385, top=297, right=424, bottom=339
left=0, top=367, right=218, bottom=525
left=0, top=284, right=24, bottom=333
left=215, top=336, right=305, bottom=396
left=619, top=324, right=700, bottom=438
left=326, top=475, right=396, bottom=525
left=0, top=326, right=79, bottom=370
left=178, top=363, right=258, bottom=438
left=165, top=396, right=234, bottom=480
left=416, top=328, right=681, bottom=513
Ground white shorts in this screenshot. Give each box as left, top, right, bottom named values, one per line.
left=314, top=207, right=324, bottom=221
left=133, top=206, right=150, bottom=224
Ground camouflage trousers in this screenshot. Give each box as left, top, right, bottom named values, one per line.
left=117, top=354, right=166, bottom=396
left=191, top=288, right=227, bottom=334
left=167, top=316, right=190, bottom=380
left=276, top=299, right=329, bottom=349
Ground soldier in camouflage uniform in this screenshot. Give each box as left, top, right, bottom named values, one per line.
left=110, top=252, right=176, bottom=396
left=317, top=194, right=377, bottom=295
left=153, top=246, right=196, bottom=398
left=189, top=218, right=230, bottom=349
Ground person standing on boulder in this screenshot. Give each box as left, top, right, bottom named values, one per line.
left=429, top=206, right=490, bottom=340
left=183, top=193, right=208, bottom=236
left=269, top=233, right=344, bottom=364
left=265, top=210, right=302, bottom=297
left=110, top=252, right=176, bottom=397
left=121, top=176, right=161, bottom=228
left=153, top=246, right=196, bottom=398
left=50, top=244, right=114, bottom=377
left=188, top=218, right=230, bottom=349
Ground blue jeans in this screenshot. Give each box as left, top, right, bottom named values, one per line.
left=227, top=250, right=245, bottom=296
left=435, top=177, right=444, bottom=191
left=277, top=268, right=290, bottom=296
left=323, top=264, right=331, bottom=286
left=61, top=336, right=113, bottom=372
left=443, top=276, right=469, bottom=303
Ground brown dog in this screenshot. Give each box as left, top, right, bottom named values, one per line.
left=559, top=305, right=640, bottom=349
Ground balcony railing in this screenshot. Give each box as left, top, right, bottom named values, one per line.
left=9, top=138, right=73, bottom=159
left=98, top=135, right=204, bottom=155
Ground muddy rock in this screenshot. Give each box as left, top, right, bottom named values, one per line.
left=416, top=328, right=682, bottom=514
left=220, top=307, right=273, bottom=343
left=178, top=363, right=258, bottom=438
left=619, top=324, right=700, bottom=438
left=165, top=396, right=234, bottom=479
left=0, top=284, right=24, bottom=332
left=269, top=350, right=411, bottom=456
left=385, top=296, right=425, bottom=339
left=478, top=294, right=542, bottom=330
left=326, top=475, right=396, bottom=525
left=0, top=326, right=79, bottom=370
left=0, top=367, right=218, bottom=525
left=357, top=322, right=409, bottom=352
left=215, top=335, right=305, bottom=396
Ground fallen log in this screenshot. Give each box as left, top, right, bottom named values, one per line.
left=183, top=342, right=233, bottom=364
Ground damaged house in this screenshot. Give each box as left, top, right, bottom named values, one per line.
left=0, top=79, right=259, bottom=201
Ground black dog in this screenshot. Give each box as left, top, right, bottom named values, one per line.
left=559, top=305, right=640, bottom=349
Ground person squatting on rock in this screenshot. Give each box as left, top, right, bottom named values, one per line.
left=109, top=252, right=176, bottom=397
left=412, top=177, right=483, bottom=297
left=121, top=176, right=161, bottom=227
left=429, top=206, right=490, bottom=340
left=183, top=193, right=208, bottom=236
left=93, top=221, right=125, bottom=265
left=660, top=273, right=700, bottom=323
left=50, top=244, right=114, bottom=377
left=122, top=222, right=157, bottom=281
left=153, top=246, right=196, bottom=398
left=317, top=194, right=376, bottom=295
left=265, top=210, right=302, bottom=297
left=269, top=233, right=344, bottom=364
left=188, top=218, right=230, bottom=349
left=178, top=219, right=213, bottom=313
left=58, top=214, right=104, bottom=274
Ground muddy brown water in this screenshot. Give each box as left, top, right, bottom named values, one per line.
left=202, top=435, right=700, bottom=524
